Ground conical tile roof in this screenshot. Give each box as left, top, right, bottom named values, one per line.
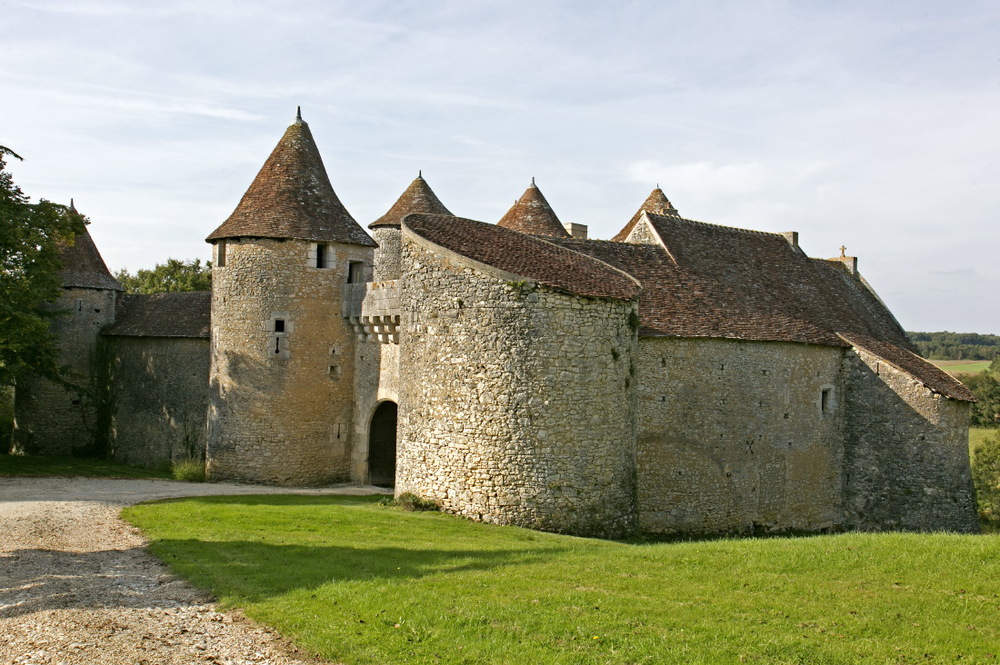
left=497, top=180, right=569, bottom=238
left=370, top=173, right=453, bottom=229
left=57, top=209, right=122, bottom=291
left=206, top=113, right=375, bottom=247
left=612, top=187, right=678, bottom=242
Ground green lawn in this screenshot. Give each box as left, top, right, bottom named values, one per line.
left=971, top=427, right=996, bottom=455
left=0, top=454, right=170, bottom=478
left=124, top=495, right=1000, bottom=665
left=930, top=359, right=992, bottom=376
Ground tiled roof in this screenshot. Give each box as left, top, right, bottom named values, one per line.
left=548, top=213, right=972, bottom=402
left=206, top=115, right=375, bottom=247
left=611, top=187, right=678, bottom=242
left=57, top=225, right=122, bottom=291
left=497, top=180, right=570, bottom=238
left=103, top=292, right=210, bottom=338
left=370, top=174, right=453, bottom=229
left=403, top=214, right=640, bottom=301
left=838, top=333, right=975, bottom=402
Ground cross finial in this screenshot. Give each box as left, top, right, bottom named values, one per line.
left=839, top=245, right=847, bottom=257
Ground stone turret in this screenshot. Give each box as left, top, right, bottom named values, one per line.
left=497, top=179, right=570, bottom=238
left=368, top=172, right=452, bottom=282
left=12, top=209, right=122, bottom=455
left=205, top=110, right=376, bottom=485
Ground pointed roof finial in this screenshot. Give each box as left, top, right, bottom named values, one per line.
left=418, top=170, right=423, bottom=179
left=69, top=198, right=76, bottom=212
left=531, top=176, right=536, bottom=187
left=295, top=106, right=302, bottom=122
left=840, top=245, right=847, bottom=257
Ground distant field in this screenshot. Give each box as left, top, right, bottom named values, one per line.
left=970, top=427, right=996, bottom=455
left=929, top=359, right=992, bottom=376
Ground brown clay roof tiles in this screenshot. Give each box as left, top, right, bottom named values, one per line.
left=370, top=174, right=453, bottom=229
left=403, top=214, right=640, bottom=301
left=103, top=291, right=210, bottom=338
left=206, top=116, right=375, bottom=247
left=496, top=180, right=570, bottom=238
left=57, top=225, right=122, bottom=291
left=549, top=213, right=971, bottom=401
left=612, top=187, right=678, bottom=242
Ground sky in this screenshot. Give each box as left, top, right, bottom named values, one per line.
left=3, top=0, right=999, bottom=334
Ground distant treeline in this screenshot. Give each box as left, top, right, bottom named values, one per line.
left=908, top=331, right=1000, bottom=361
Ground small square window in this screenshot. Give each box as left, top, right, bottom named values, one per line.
left=274, top=319, right=285, bottom=333
left=347, top=261, right=364, bottom=284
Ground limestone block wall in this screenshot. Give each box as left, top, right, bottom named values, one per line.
left=351, top=334, right=401, bottom=483
left=207, top=237, right=371, bottom=485
left=396, top=238, right=639, bottom=538
left=636, top=337, right=845, bottom=535
left=841, top=348, right=978, bottom=532
left=109, top=336, right=210, bottom=468
left=12, top=287, right=117, bottom=455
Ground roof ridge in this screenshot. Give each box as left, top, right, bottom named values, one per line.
left=646, top=212, right=791, bottom=241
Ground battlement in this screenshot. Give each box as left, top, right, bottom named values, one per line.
left=343, top=280, right=401, bottom=343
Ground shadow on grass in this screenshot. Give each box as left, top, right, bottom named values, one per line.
left=149, top=538, right=562, bottom=604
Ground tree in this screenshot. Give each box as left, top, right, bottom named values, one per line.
left=967, top=369, right=1000, bottom=428
left=114, top=258, right=211, bottom=294
left=0, top=146, right=86, bottom=387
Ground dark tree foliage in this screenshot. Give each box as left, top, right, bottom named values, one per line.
left=908, top=331, right=1000, bottom=361
left=0, top=146, right=86, bottom=387
left=114, top=258, right=211, bottom=294
left=967, top=371, right=1000, bottom=428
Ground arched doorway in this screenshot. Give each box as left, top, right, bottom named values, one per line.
left=368, top=401, right=397, bottom=487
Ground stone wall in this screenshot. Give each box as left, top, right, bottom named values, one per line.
left=351, top=330, right=401, bottom=483
left=109, top=336, right=209, bottom=468
left=372, top=227, right=401, bottom=281
left=206, top=237, right=371, bottom=485
left=396, top=235, right=639, bottom=538
left=841, top=347, right=978, bottom=532
left=636, top=337, right=845, bottom=535
left=12, top=287, right=117, bottom=455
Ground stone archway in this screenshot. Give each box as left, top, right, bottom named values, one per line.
left=368, top=401, right=397, bottom=487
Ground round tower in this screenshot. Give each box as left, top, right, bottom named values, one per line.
left=12, top=208, right=122, bottom=455
left=205, top=110, right=376, bottom=485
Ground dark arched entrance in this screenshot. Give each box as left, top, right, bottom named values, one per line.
left=368, top=401, right=397, bottom=487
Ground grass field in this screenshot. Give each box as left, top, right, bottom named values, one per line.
left=929, top=359, right=992, bottom=376
left=0, top=454, right=170, bottom=478
left=124, top=495, right=1000, bottom=665
left=970, top=427, right=997, bottom=455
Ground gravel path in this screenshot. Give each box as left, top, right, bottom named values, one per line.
left=0, top=477, right=389, bottom=664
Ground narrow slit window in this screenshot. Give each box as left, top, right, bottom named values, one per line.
left=217, top=240, right=227, bottom=267
left=316, top=244, right=327, bottom=269
left=821, top=387, right=834, bottom=415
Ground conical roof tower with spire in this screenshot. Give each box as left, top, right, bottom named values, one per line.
left=497, top=179, right=570, bottom=238
left=206, top=108, right=374, bottom=247
left=370, top=173, right=453, bottom=281
left=57, top=201, right=123, bottom=291
left=206, top=110, right=374, bottom=486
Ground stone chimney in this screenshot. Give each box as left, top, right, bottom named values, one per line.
left=563, top=222, right=588, bottom=239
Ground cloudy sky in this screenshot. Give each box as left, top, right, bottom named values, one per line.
left=3, top=0, right=998, bottom=334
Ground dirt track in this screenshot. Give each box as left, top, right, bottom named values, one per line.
left=0, top=477, right=386, bottom=664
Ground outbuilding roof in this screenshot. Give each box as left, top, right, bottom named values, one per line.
left=206, top=112, right=375, bottom=247
left=403, top=213, right=640, bottom=301
left=551, top=213, right=973, bottom=402
left=57, top=223, right=122, bottom=291
left=496, top=180, right=570, bottom=238
left=103, top=291, right=210, bottom=338
left=370, top=174, right=452, bottom=229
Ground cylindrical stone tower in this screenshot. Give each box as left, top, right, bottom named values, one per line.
left=397, top=214, right=643, bottom=538
left=204, top=111, right=376, bottom=485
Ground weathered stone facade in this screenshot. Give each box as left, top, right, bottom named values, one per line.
left=14, top=113, right=979, bottom=538
left=206, top=237, right=371, bottom=485
left=396, top=234, right=639, bottom=537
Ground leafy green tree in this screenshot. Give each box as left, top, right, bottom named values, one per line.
left=0, top=146, right=86, bottom=387
left=972, top=431, right=1000, bottom=527
left=967, top=371, right=1000, bottom=428
left=114, top=258, right=211, bottom=294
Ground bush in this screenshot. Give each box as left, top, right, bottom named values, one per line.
left=394, top=492, right=439, bottom=512
left=972, top=431, right=1000, bottom=528
left=171, top=457, right=206, bottom=482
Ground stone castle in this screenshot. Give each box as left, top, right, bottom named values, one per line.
left=12, top=112, right=979, bottom=537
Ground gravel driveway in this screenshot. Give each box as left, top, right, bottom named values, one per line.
left=0, top=477, right=389, bottom=664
